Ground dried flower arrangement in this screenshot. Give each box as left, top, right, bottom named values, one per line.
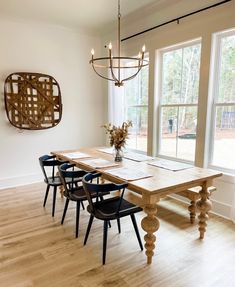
left=102, top=121, right=132, bottom=150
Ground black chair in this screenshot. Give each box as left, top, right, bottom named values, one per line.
left=59, top=163, right=109, bottom=238
left=82, top=172, right=143, bottom=264
left=39, top=155, right=66, bottom=217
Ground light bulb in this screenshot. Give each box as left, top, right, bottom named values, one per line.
left=142, top=45, right=146, bottom=53
left=108, top=42, right=112, bottom=50
left=91, top=49, right=95, bottom=55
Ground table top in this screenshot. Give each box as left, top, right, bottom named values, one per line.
left=52, top=147, right=222, bottom=198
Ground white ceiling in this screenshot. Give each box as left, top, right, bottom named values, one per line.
left=0, top=0, right=158, bottom=33
left=0, top=0, right=227, bottom=34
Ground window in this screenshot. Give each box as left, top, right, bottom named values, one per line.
left=124, top=59, right=149, bottom=152
left=209, top=29, right=235, bottom=171
left=158, top=40, right=201, bottom=161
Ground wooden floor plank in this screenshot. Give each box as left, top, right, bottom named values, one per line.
left=0, top=182, right=235, bottom=287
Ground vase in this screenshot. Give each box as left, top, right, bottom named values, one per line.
left=114, top=148, right=123, bottom=162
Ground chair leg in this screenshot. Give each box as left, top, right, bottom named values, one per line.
left=117, top=218, right=121, bottom=233
left=81, top=201, right=85, bottom=210
left=52, top=186, right=57, bottom=217
left=61, top=198, right=69, bottom=224
left=75, top=201, right=81, bottom=238
left=108, top=221, right=111, bottom=228
left=84, top=215, right=94, bottom=245
left=130, top=214, right=143, bottom=251
left=103, top=220, right=108, bottom=265
left=43, top=185, right=50, bottom=207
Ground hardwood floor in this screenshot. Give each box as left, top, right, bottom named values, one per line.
left=1, top=182, right=235, bottom=287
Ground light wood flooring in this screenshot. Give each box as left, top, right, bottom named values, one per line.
left=1, top=182, right=235, bottom=287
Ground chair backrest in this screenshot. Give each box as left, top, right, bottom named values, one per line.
left=82, top=173, right=128, bottom=214
left=59, top=163, right=88, bottom=196
left=39, top=154, right=64, bottom=183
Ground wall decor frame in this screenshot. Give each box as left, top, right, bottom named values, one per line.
left=4, top=72, right=62, bottom=130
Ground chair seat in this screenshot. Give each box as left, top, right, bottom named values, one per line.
left=66, top=187, right=87, bottom=201
left=87, top=196, right=142, bottom=220
left=67, top=187, right=109, bottom=202
left=46, top=176, right=62, bottom=186
left=46, top=176, right=82, bottom=187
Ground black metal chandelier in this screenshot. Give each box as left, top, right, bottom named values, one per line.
left=89, top=0, right=149, bottom=87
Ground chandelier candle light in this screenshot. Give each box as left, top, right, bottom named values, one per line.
left=90, top=0, right=149, bottom=87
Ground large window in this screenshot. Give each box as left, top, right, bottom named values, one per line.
left=158, top=40, right=201, bottom=161
left=124, top=60, right=149, bottom=152
left=209, top=29, right=235, bottom=171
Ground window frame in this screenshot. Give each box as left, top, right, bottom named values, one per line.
left=156, top=38, right=202, bottom=163
left=208, top=28, right=235, bottom=174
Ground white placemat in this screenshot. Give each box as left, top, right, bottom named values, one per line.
left=148, top=158, right=193, bottom=171
left=124, top=152, right=155, bottom=162
left=96, top=147, right=113, bottom=154
left=79, top=158, right=119, bottom=169
left=105, top=167, right=153, bottom=181
left=60, top=152, right=91, bottom=159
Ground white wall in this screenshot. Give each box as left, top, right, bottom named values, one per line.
left=103, top=1, right=235, bottom=220
left=0, top=19, right=105, bottom=188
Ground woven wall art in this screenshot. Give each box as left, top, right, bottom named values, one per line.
left=4, top=72, right=62, bottom=130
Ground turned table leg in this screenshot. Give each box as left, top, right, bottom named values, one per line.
left=196, top=182, right=212, bottom=239
left=56, top=171, right=64, bottom=198
left=188, top=200, right=196, bottom=224
left=141, top=196, right=160, bottom=264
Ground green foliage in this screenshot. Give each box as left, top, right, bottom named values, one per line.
left=162, top=43, right=201, bottom=105
left=218, top=35, right=235, bottom=103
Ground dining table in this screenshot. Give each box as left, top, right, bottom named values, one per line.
left=52, top=147, right=222, bottom=264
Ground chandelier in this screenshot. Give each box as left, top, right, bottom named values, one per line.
left=89, top=0, right=149, bottom=87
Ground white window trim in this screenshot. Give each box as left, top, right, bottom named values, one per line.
left=207, top=28, right=235, bottom=174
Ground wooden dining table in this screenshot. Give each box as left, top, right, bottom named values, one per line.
left=52, top=147, right=222, bottom=264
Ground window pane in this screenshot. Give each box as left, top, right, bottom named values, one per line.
left=124, top=58, right=149, bottom=152
left=181, top=44, right=201, bottom=104
left=160, top=106, right=197, bottom=161
left=212, top=106, right=235, bottom=169
left=217, top=35, right=235, bottom=103
left=126, top=106, right=148, bottom=152
left=159, top=41, right=200, bottom=162
left=177, top=106, right=197, bottom=161
left=125, top=61, right=149, bottom=106
left=140, top=66, right=149, bottom=105
left=162, top=43, right=201, bottom=105
left=125, top=74, right=139, bottom=106
left=160, top=107, right=178, bottom=157
left=162, top=49, right=182, bottom=105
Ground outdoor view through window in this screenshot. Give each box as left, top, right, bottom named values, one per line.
left=124, top=60, right=149, bottom=152
left=159, top=41, right=201, bottom=161
left=211, top=31, right=235, bottom=170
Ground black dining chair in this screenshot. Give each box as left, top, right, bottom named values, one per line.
left=39, top=154, right=66, bottom=217
left=59, top=163, right=110, bottom=238
left=82, top=172, right=143, bottom=265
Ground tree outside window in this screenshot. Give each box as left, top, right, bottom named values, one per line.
left=124, top=59, right=149, bottom=152
left=210, top=30, right=235, bottom=171
left=159, top=41, right=201, bottom=161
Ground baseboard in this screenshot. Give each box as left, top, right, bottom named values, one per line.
left=0, top=173, right=43, bottom=190
left=169, top=194, right=232, bottom=221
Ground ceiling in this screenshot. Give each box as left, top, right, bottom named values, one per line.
left=0, top=0, right=158, bottom=33
left=0, top=0, right=228, bottom=34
